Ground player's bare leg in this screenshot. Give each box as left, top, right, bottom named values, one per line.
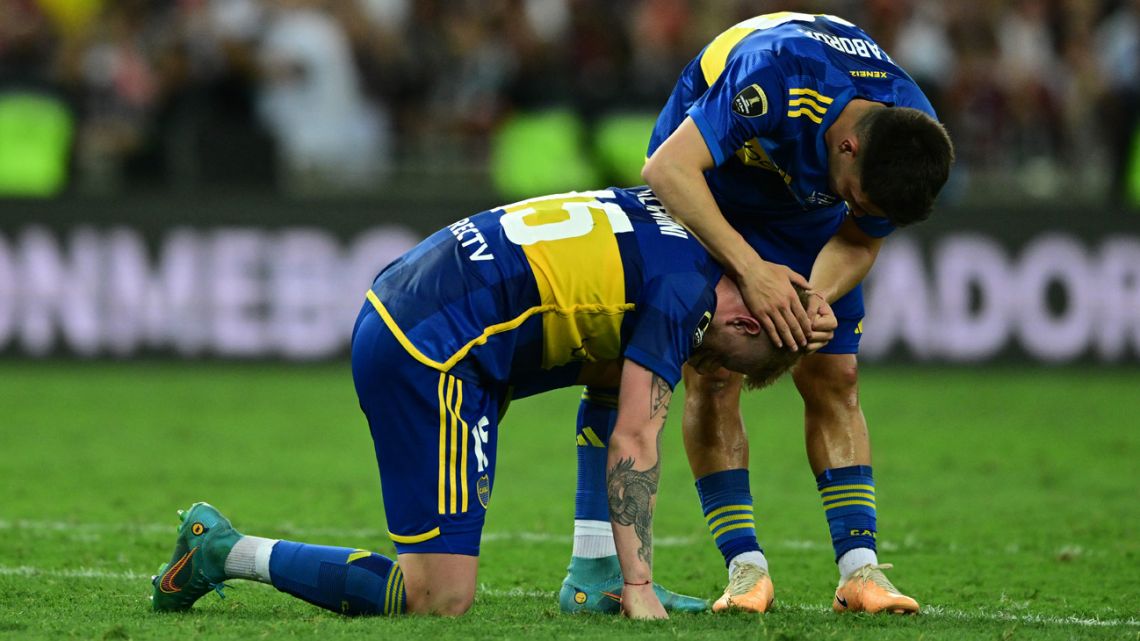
left=681, top=364, right=774, bottom=613
left=682, top=365, right=748, bottom=478
left=794, top=353, right=871, bottom=475
left=793, top=353, right=918, bottom=614
left=397, top=553, right=478, bottom=615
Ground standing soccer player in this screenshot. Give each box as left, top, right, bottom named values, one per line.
left=561, top=12, right=953, bottom=615
left=150, top=187, right=834, bottom=619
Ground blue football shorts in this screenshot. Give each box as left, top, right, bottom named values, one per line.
left=350, top=301, right=504, bottom=556
left=735, top=214, right=865, bottom=355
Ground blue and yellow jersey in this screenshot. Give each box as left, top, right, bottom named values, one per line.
left=367, top=187, right=723, bottom=394
left=648, top=12, right=937, bottom=238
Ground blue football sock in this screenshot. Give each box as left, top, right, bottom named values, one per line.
left=695, top=468, right=762, bottom=566
left=817, top=465, right=878, bottom=561
left=269, top=540, right=406, bottom=616
left=574, top=387, right=618, bottom=524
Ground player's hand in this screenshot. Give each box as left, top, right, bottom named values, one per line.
left=805, top=291, right=837, bottom=353
left=738, top=259, right=811, bottom=351
left=621, top=582, right=668, bottom=620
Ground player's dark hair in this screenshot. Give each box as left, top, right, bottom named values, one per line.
left=855, top=107, right=955, bottom=227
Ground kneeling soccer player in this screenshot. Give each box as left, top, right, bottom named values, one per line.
left=150, top=187, right=835, bottom=619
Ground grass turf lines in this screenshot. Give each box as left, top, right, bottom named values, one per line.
left=1, top=362, right=1137, bottom=640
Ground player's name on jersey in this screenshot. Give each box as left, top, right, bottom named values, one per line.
left=798, top=29, right=892, bottom=62
left=635, top=190, right=690, bottom=239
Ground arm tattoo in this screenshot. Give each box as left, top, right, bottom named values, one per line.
left=649, top=374, right=671, bottom=420
left=607, top=456, right=660, bottom=566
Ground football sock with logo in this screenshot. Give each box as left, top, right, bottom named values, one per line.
left=572, top=387, right=619, bottom=560
left=264, top=540, right=407, bottom=615
left=695, top=468, right=765, bottom=573
left=817, top=465, right=878, bottom=578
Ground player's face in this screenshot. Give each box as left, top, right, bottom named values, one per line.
left=829, top=151, right=889, bottom=218
left=833, top=164, right=887, bottom=219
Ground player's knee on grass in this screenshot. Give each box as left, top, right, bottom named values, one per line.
left=406, top=586, right=474, bottom=616
left=398, top=553, right=478, bottom=616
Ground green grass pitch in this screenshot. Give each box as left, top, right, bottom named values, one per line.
left=1, top=362, right=1137, bottom=640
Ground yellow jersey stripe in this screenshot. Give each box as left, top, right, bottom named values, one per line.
left=789, top=87, right=834, bottom=103
left=388, top=527, right=442, bottom=544
left=705, top=504, right=753, bottom=520
left=822, top=499, right=877, bottom=510
left=582, top=427, right=605, bottom=447
left=788, top=96, right=828, bottom=114
left=576, top=434, right=587, bottom=446
left=820, top=484, right=875, bottom=494
left=367, top=290, right=631, bottom=373
left=437, top=373, right=447, bottom=514
left=447, top=375, right=458, bottom=515
left=787, top=108, right=823, bottom=124
left=709, top=513, right=754, bottom=533
left=700, top=27, right=755, bottom=86
left=712, top=521, right=756, bottom=537
left=520, top=201, right=629, bottom=368
left=458, top=379, right=469, bottom=512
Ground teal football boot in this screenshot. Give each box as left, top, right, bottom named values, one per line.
left=558, top=556, right=708, bottom=614
left=151, top=502, right=243, bottom=611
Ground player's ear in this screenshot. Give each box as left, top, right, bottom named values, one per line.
left=840, top=136, right=858, bottom=157
left=733, top=315, right=763, bottom=336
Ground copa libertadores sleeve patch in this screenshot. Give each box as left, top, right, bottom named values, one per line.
left=732, top=84, right=768, bottom=117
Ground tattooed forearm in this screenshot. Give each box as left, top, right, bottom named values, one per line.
left=649, top=374, right=671, bottom=420
left=608, top=456, right=660, bottom=565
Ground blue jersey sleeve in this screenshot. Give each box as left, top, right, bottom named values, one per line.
left=622, top=273, right=717, bottom=388
left=686, top=51, right=787, bottom=167
left=852, top=214, right=895, bottom=238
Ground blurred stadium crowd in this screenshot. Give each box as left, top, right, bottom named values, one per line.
left=1, top=0, right=1139, bottom=203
